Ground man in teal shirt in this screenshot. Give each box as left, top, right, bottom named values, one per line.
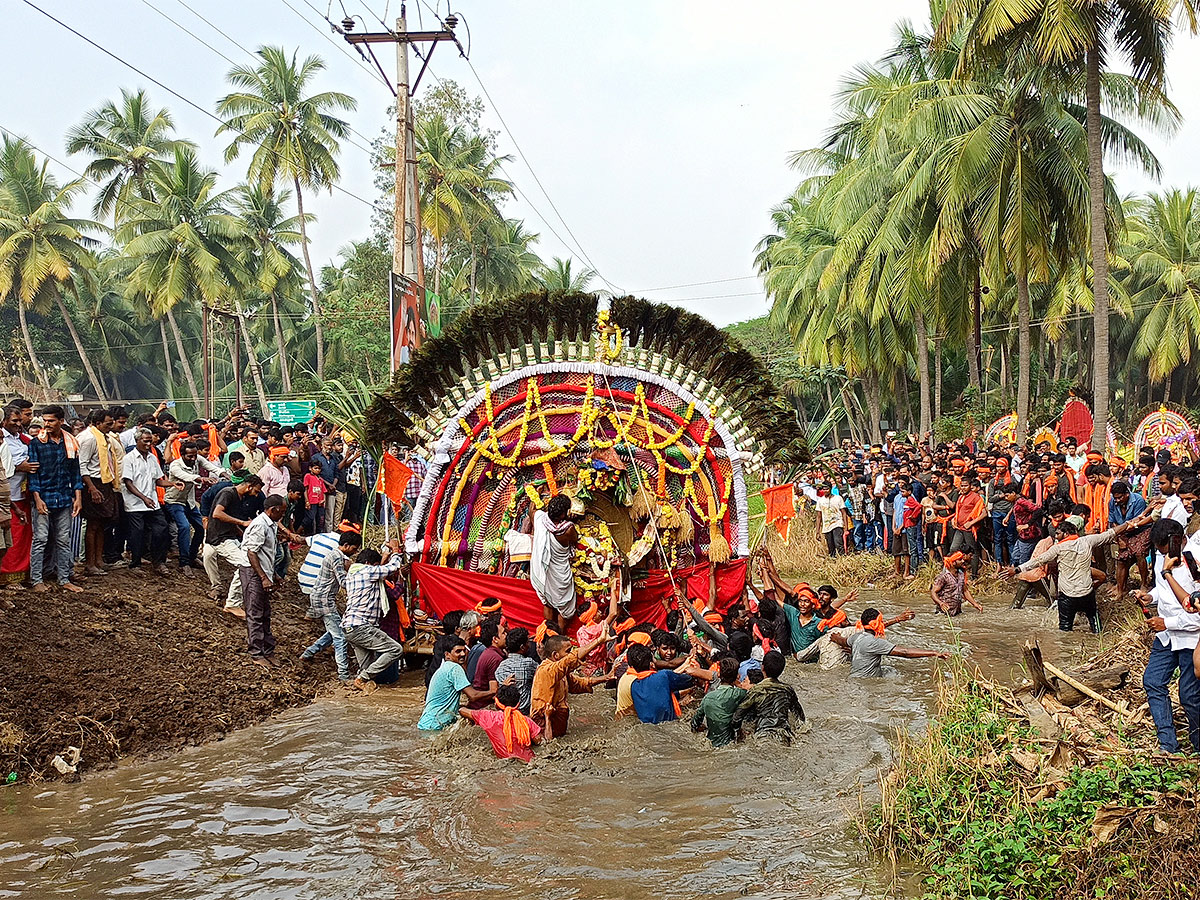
left=418, top=639, right=496, bottom=730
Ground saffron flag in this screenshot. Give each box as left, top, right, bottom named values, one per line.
left=376, top=453, right=413, bottom=506
left=761, top=484, right=797, bottom=544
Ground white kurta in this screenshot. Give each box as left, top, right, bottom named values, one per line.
left=529, top=510, right=577, bottom=618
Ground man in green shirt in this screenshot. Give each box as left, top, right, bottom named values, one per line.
left=690, top=657, right=747, bottom=747
left=780, top=591, right=824, bottom=660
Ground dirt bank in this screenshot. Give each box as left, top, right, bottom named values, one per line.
left=0, top=568, right=341, bottom=783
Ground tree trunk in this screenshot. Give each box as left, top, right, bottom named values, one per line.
left=165, top=306, right=200, bottom=406
left=824, top=381, right=840, bottom=445
left=914, top=305, right=932, bottom=448
left=1015, top=264, right=1032, bottom=444
left=294, top=177, right=325, bottom=380
left=1086, top=46, right=1110, bottom=452
left=434, top=235, right=443, bottom=296
left=934, top=342, right=943, bottom=422
left=270, top=292, right=292, bottom=393
left=967, top=271, right=982, bottom=396
left=158, top=318, right=175, bottom=399
left=17, top=301, right=51, bottom=393
left=1163, top=369, right=1172, bottom=404
left=53, top=293, right=108, bottom=401
left=865, top=374, right=883, bottom=443
left=233, top=298, right=270, bottom=416
left=469, top=247, right=478, bottom=306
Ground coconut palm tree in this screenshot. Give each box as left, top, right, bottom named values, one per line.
left=536, top=257, right=596, bottom=293
left=938, top=0, right=1198, bottom=450
left=65, top=88, right=194, bottom=224
left=233, top=182, right=306, bottom=392
left=415, top=115, right=513, bottom=296
left=0, top=135, right=107, bottom=399
left=117, top=148, right=256, bottom=409
left=1123, top=189, right=1200, bottom=389
left=215, top=46, right=356, bottom=380
left=470, top=217, right=541, bottom=303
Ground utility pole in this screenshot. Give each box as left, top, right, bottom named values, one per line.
left=344, top=7, right=458, bottom=369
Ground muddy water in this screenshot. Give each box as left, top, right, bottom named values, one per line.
left=0, top=595, right=1096, bottom=900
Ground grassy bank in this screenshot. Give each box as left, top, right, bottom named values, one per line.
left=864, top=660, right=1199, bottom=900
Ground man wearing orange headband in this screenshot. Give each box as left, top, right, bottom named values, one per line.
left=458, top=682, right=542, bottom=761
left=530, top=630, right=612, bottom=739
left=833, top=608, right=950, bottom=677
left=930, top=551, right=982, bottom=617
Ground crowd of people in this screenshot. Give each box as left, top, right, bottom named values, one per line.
left=4, top=396, right=1195, bottom=761
left=407, top=520, right=951, bottom=761
left=790, top=431, right=1200, bottom=755
left=0, top=397, right=425, bottom=673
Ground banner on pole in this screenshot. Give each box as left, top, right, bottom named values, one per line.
left=390, top=273, right=441, bottom=369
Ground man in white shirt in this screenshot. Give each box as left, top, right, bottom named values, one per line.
left=76, top=408, right=124, bottom=576
left=120, top=429, right=173, bottom=573
left=1139, top=517, right=1200, bottom=754
left=1, top=404, right=35, bottom=588
left=165, top=441, right=226, bottom=569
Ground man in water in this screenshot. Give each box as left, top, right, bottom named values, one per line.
left=832, top=608, right=949, bottom=677
left=730, top=651, right=805, bottom=743
left=929, top=551, right=982, bottom=616
left=418, top=639, right=497, bottom=731
left=530, top=494, right=578, bottom=632
left=690, top=656, right=748, bottom=746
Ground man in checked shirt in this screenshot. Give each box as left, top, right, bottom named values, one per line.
left=342, top=538, right=408, bottom=693
left=299, top=530, right=363, bottom=682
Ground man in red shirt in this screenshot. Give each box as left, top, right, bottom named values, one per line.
left=468, top=620, right=508, bottom=709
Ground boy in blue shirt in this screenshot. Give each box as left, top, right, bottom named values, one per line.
left=626, top=644, right=712, bottom=724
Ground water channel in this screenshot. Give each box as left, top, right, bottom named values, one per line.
left=0, top=595, right=1094, bottom=900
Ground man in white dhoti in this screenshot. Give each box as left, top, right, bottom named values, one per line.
left=530, top=495, right=578, bottom=631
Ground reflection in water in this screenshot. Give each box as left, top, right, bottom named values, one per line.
left=0, top=596, right=1090, bottom=900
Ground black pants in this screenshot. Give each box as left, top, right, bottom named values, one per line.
left=1059, top=590, right=1100, bottom=632
left=824, top=527, right=844, bottom=557
left=104, top=503, right=128, bottom=563
left=127, top=508, right=168, bottom=566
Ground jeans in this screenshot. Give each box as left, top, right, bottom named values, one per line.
left=1012, top=538, right=1036, bottom=568
left=991, top=512, right=1016, bottom=565
left=852, top=519, right=871, bottom=551
left=1142, top=639, right=1200, bottom=753
left=344, top=623, right=404, bottom=681
left=906, top=523, right=925, bottom=568
left=127, top=508, right=168, bottom=566
left=304, top=611, right=352, bottom=680
left=31, top=505, right=74, bottom=585
left=164, top=503, right=203, bottom=564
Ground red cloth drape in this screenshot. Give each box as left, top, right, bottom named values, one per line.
left=412, top=557, right=749, bottom=634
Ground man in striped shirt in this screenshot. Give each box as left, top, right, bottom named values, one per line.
left=342, top=539, right=408, bottom=692
left=300, top=530, right=362, bottom=681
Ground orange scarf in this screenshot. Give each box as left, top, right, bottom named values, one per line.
left=817, top=608, right=848, bottom=631
left=498, top=701, right=532, bottom=753
left=954, top=492, right=985, bottom=533
left=37, top=429, right=78, bottom=458
left=633, top=668, right=682, bottom=716
left=1085, top=482, right=1110, bottom=534
left=855, top=614, right=886, bottom=638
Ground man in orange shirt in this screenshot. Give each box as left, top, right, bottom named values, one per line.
left=949, top=477, right=986, bottom=576
left=530, top=630, right=612, bottom=739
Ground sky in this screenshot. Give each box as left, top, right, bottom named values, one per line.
left=7, top=0, right=1200, bottom=327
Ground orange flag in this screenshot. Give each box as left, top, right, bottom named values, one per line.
left=761, top=484, right=797, bottom=544
left=376, top=453, right=413, bottom=506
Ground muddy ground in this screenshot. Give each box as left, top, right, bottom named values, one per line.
left=0, top=568, right=343, bottom=783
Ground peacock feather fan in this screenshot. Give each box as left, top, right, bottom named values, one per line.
left=367, top=291, right=807, bottom=466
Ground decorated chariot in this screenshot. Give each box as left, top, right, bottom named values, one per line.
left=366, top=292, right=806, bottom=638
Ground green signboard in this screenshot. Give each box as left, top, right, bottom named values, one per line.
left=266, top=400, right=316, bottom=425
